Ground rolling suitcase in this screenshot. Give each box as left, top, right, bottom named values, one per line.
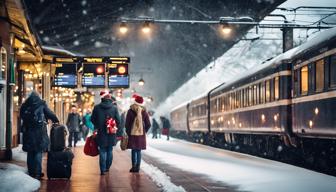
left=47, top=148, right=74, bottom=180
left=50, top=124, right=66, bottom=151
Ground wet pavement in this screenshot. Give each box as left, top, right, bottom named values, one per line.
left=39, top=146, right=161, bottom=192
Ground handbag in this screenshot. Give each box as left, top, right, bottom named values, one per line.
left=83, top=135, right=99, bottom=156
left=120, top=132, right=128, bottom=151
left=162, top=128, right=169, bottom=135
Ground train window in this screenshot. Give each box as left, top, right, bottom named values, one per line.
left=248, top=86, right=252, bottom=106
left=256, top=84, right=259, bottom=105
left=293, top=70, right=299, bottom=97
left=260, top=82, right=265, bottom=103
left=315, top=59, right=324, bottom=92
left=274, top=76, right=279, bottom=100
left=266, top=80, right=271, bottom=102
left=1, top=47, right=7, bottom=79
left=241, top=90, right=244, bottom=107
left=330, top=55, right=336, bottom=87
left=301, top=66, right=308, bottom=95
left=253, top=85, right=257, bottom=105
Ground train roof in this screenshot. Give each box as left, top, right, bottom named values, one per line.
left=212, top=27, right=336, bottom=93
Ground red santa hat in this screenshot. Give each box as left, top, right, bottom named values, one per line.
left=100, top=90, right=111, bottom=99
left=133, top=94, right=144, bottom=105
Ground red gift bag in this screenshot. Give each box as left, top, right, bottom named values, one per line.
left=162, top=128, right=169, bottom=136
left=84, top=135, right=99, bottom=156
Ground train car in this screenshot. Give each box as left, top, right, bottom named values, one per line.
left=188, top=95, right=208, bottom=132
left=291, top=28, right=336, bottom=139
left=170, top=102, right=189, bottom=132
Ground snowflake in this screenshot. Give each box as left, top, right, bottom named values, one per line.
left=94, top=41, right=102, bottom=48
left=73, top=40, right=80, bottom=46
left=89, top=26, right=94, bottom=31
left=119, top=7, right=123, bottom=11
left=149, top=7, right=155, bottom=12
left=43, top=36, right=49, bottom=42
left=82, top=10, right=87, bottom=15
left=39, top=30, right=44, bottom=34
left=74, top=33, right=78, bottom=37
left=65, top=14, right=69, bottom=18
left=81, top=0, right=87, bottom=6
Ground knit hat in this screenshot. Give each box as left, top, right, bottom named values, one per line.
left=100, top=90, right=111, bottom=99
left=133, top=94, right=144, bottom=105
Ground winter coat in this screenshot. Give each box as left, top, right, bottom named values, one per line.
left=162, top=118, right=171, bottom=129
left=152, top=119, right=159, bottom=132
left=91, top=98, right=122, bottom=147
left=125, top=104, right=151, bottom=150
left=20, top=92, right=59, bottom=153
left=83, top=113, right=94, bottom=131
left=66, top=113, right=81, bottom=132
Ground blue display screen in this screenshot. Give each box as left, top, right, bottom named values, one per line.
left=53, top=63, right=77, bottom=87
left=108, top=75, right=129, bottom=88
left=82, top=63, right=105, bottom=87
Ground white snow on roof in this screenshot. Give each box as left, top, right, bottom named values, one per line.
left=42, top=45, right=79, bottom=56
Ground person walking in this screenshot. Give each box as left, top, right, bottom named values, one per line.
left=20, top=91, right=59, bottom=179
left=125, top=94, right=151, bottom=173
left=66, top=105, right=81, bottom=147
left=83, top=109, right=94, bottom=137
left=91, top=90, right=122, bottom=175
left=151, top=118, right=159, bottom=139
left=160, top=116, right=171, bottom=140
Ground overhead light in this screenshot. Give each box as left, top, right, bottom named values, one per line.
left=119, top=22, right=128, bottom=34
left=221, top=23, right=232, bottom=35
left=138, top=78, right=145, bottom=86
left=142, top=21, right=151, bottom=34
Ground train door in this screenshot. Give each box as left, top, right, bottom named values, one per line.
left=0, top=47, right=7, bottom=149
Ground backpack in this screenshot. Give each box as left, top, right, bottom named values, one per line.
left=22, top=105, right=46, bottom=129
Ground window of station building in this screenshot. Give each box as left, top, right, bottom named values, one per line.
left=248, top=86, right=252, bottom=106
left=315, top=59, right=324, bottom=92
left=0, top=47, right=7, bottom=79
left=240, top=90, right=244, bottom=107
left=256, top=84, right=260, bottom=105
left=236, top=90, right=241, bottom=108
left=274, top=76, right=279, bottom=100
left=330, top=55, right=336, bottom=87
left=253, top=85, right=257, bottom=105
left=301, top=66, right=309, bottom=95
left=266, top=80, right=271, bottom=102
left=245, top=88, right=249, bottom=107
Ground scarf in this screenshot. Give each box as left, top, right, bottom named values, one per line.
left=130, top=104, right=144, bottom=136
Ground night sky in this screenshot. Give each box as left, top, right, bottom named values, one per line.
left=24, top=0, right=284, bottom=105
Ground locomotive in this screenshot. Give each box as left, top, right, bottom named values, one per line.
left=170, top=27, right=336, bottom=175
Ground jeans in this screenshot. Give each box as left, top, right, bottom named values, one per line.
left=27, top=151, right=42, bottom=176
left=99, top=145, right=113, bottom=173
left=131, top=149, right=142, bottom=166
left=68, top=131, right=78, bottom=147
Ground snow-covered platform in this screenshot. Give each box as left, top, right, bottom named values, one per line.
left=144, top=137, right=336, bottom=192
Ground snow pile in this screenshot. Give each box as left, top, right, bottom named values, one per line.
left=0, top=163, right=40, bottom=192
left=12, top=144, right=27, bottom=162
left=141, top=161, right=186, bottom=192
left=144, top=138, right=336, bottom=192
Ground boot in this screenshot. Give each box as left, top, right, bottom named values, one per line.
left=134, top=164, right=140, bottom=173
left=129, top=165, right=136, bottom=172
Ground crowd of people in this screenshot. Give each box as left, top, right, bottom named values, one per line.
left=20, top=90, right=171, bottom=178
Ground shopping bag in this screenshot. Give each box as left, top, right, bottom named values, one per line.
left=162, top=128, right=169, bottom=135
left=120, top=134, right=128, bottom=151
left=83, top=135, right=99, bottom=156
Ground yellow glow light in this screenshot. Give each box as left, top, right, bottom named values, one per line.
left=119, top=22, right=128, bottom=34
left=309, top=120, right=313, bottom=128
left=314, top=108, right=319, bottom=115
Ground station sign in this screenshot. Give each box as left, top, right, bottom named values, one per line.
left=52, top=63, right=77, bottom=87
left=52, top=56, right=130, bottom=88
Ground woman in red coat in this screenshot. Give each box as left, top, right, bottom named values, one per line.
left=125, top=95, right=151, bottom=173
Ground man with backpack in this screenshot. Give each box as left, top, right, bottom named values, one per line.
left=91, top=90, right=122, bottom=175
left=20, top=91, right=59, bottom=179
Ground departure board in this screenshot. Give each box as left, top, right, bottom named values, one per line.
left=82, top=63, right=105, bottom=87
left=108, top=63, right=129, bottom=88
left=53, top=63, right=77, bottom=87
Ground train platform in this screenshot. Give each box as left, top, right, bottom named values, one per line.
left=38, top=145, right=161, bottom=192
left=2, top=137, right=336, bottom=192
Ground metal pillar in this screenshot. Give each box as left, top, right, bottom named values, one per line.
left=282, top=27, right=294, bottom=53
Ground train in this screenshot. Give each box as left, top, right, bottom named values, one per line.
left=170, top=27, right=336, bottom=175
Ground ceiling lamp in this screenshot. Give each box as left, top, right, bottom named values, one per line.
left=138, top=78, right=145, bottom=86
left=119, top=22, right=128, bottom=34
left=142, top=21, right=151, bottom=34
